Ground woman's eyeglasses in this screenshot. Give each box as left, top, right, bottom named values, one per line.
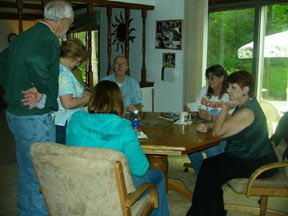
left=206, top=76, right=217, bottom=82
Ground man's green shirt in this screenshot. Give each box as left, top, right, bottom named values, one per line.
left=0, top=22, right=60, bottom=115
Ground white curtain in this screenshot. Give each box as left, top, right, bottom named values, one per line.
left=183, top=0, right=208, bottom=103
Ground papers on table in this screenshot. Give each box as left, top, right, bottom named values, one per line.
left=158, top=112, right=180, bottom=122
left=174, top=120, right=193, bottom=125
left=138, top=131, right=148, bottom=139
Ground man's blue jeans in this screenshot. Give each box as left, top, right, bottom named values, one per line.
left=188, top=141, right=227, bottom=175
left=132, top=168, right=169, bottom=216
left=6, top=111, right=55, bottom=216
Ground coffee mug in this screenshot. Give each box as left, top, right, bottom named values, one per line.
left=180, top=111, right=190, bottom=124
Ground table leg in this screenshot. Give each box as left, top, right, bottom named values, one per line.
left=146, top=154, right=192, bottom=200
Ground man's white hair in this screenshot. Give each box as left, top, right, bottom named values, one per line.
left=44, top=0, right=73, bottom=22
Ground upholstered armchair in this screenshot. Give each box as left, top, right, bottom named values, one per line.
left=30, top=142, right=158, bottom=216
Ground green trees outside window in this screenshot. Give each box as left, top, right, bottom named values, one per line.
left=208, top=3, right=288, bottom=104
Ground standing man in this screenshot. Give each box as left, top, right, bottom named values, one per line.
left=101, top=56, right=142, bottom=113
left=0, top=1, right=74, bottom=215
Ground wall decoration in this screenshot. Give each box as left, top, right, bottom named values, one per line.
left=156, top=20, right=182, bottom=50
left=8, top=33, right=17, bottom=42
left=163, top=53, right=175, bottom=68
left=161, top=53, right=175, bottom=81
left=112, top=11, right=136, bottom=53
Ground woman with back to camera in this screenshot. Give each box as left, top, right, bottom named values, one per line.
left=66, top=80, right=169, bottom=216
left=186, top=70, right=278, bottom=216
left=184, top=65, right=233, bottom=174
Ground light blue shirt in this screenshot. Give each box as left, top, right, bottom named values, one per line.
left=101, top=74, right=142, bottom=110
left=54, top=64, right=85, bottom=126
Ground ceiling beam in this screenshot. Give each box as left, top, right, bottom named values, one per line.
left=0, top=12, right=42, bottom=20
left=69, top=0, right=154, bottom=10
left=0, top=1, right=42, bottom=10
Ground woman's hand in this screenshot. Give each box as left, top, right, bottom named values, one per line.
left=83, top=91, right=91, bottom=97
left=184, top=104, right=191, bottom=113
left=197, top=123, right=209, bottom=133
left=199, top=109, right=212, bottom=121
left=224, top=100, right=239, bottom=109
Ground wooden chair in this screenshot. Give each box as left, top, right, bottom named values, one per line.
left=225, top=113, right=288, bottom=216
left=30, top=142, right=158, bottom=216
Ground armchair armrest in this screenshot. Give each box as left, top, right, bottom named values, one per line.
left=127, top=183, right=158, bottom=208
left=114, top=161, right=159, bottom=215
left=246, top=161, right=288, bottom=196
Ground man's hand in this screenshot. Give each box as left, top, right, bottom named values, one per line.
left=21, top=87, right=42, bottom=109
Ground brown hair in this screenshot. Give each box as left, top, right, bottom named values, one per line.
left=205, top=64, right=228, bottom=99
left=226, top=70, right=254, bottom=96
left=88, top=80, right=125, bottom=117
left=60, top=38, right=88, bottom=62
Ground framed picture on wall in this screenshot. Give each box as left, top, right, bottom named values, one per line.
left=163, top=53, right=175, bottom=68
left=155, top=20, right=182, bottom=50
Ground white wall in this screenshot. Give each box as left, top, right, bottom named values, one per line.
left=99, top=7, right=142, bottom=82
left=146, top=0, right=184, bottom=112
left=0, top=20, right=35, bottom=52
left=99, top=0, right=184, bottom=112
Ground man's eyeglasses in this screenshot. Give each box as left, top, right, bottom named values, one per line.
left=115, top=62, right=127, bottom=67
left=63, top=17, right=74, bottom=28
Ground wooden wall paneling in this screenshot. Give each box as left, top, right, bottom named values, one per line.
left=107, top=6, right=112, bottom=75
left=125, top=8, right=130, bottom=76
left=87, top=2, right=93, bottom=87
left=17, top=0, right=23, bottom=33
left=42, top=0, right=47, bottom=14
left=141, top=9, right=147, bottom=84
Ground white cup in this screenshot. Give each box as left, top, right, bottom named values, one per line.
left=180, top=111, right=190, bottom=124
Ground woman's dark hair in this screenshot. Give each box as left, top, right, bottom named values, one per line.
left=88, top=80, right=125, bottom=117
left=226, top=70, right=254, bottom=96
left=60, top=38, right=88, bottom=63
left=205, top=64, right=228, bottom=99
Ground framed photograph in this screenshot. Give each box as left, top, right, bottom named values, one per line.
left=163, top=53, right=175, bottom=68
left=155, top=20, right=182, bottom=50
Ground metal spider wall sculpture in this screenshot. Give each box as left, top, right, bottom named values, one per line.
left=112, top=11, right=136, bottom=54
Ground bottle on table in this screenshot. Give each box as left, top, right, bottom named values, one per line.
left=131, top=109, right=140, bottom=134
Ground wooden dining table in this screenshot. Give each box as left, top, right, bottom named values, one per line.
left=139, top=112, right=222, bottom=200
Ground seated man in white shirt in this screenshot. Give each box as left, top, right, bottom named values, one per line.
left=101, top=56, right=142, bottom=113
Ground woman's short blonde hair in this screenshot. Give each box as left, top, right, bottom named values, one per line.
left=60, top=38, right=88, bottom=62
left=88, top=80, right=125, bottom=117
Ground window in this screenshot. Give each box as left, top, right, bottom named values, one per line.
left=208, top=8, right=254, bottom=74
left=71, top=30, right=99, bottom=87
left=262, top=4, right=288, bottom=108
left=208, top=1, right=288, bottom=113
